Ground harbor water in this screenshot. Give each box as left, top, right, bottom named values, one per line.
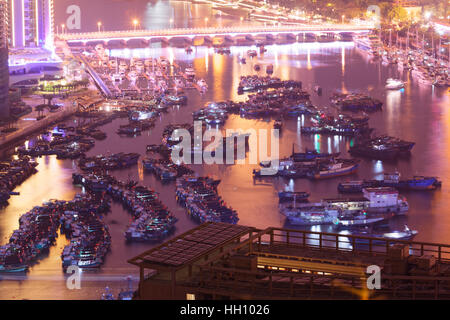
left=0, top=42, right=449, bottom=299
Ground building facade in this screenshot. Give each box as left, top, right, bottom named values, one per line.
left=8, top=0, right=54, bottom=49
left=0, top=0, right=10, bottom=119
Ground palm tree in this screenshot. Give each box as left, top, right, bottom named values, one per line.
left=35, top=104, right=47, bottom=119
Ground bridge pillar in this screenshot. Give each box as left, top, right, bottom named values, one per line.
left=169, top=37, right=190, bottom=48
left=106, top=39, right=126, bottom=49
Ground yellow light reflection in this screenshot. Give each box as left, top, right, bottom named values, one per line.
left=307, top=48, right=312, bottom=70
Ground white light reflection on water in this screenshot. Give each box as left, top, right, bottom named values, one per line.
left=373, top=160, right=384, bottom=179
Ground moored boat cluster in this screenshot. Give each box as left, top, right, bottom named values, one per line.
left=330, top=92, right=383, bottom=112
left=0, top=157, right=38, bottom=205
left=72, top=173, right=177, bottom=243
left=78, top=152, right=140, bottom=172
left=237, top=75, right=302, bottom=93
left=60, top=195, right=111, bottom=269
left=0, top=194, right=111, bottom=273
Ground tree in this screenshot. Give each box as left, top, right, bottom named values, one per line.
left=35, top=104, right=47, bottom=118
left=388, top=5, right=408, bottom=23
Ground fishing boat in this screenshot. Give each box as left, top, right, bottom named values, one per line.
left=291, top=148, right=340, bottom=162
left=314, top=85, right=322, bottom=95
left=339, top=172, right=441, bottom=192
left=280, top=203, right=341, bottom=225
left=184, top=67, right=195, bottom=80
left=197, top=79, right=208, bottom=91
left=347, top=225, right=418, bottom=245
left=307, top=160, right=359, bottom=179
left=247, top=50, right=257, bottom=57
left=101, top=287, right=115, bottom=300
left=349, top=136, right=415, bottom=160
left=334, top=213, right=386, bottom=228
left=281, top=187, right=408, bottom=226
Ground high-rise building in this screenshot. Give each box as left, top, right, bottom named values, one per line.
left=8, top=0, right=54, bottom=49
left=0, top=0, right=10, bottom=119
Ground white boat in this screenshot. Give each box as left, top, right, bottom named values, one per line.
left=111, top=73, right=122, bottom=83
left=197, top=79, right=208, bottom=90
left=385, top=78, right=404, bottom=90
left=280, top=204, right=340, bottom=226
left=247, top=49, right=257, bottom=57
left=128, top=71, right=138, bottom=82
left=281, top=187, right=409, bottom=226
left=354, top=34, right=383, bottom=58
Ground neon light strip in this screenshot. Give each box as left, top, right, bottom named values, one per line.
left=35, top=0, right=39, bottom=46
left=66, top=30, right=369, bottom=43
left=11, top=0, right=16, bottom=47
left=22, top=0, right=25, bottom=47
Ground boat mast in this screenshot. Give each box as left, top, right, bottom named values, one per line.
left=422, top=33, right=425, bottom=51
left=432, top=36, right=435, bottom=59
left=415, top=28, right=418, bottom=50
left=389, top=29, right=392, bottom=49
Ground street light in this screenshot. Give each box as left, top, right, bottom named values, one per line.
left=97, top=21, right=102, bottom=32
left=341, top=15, right=345, bottom=24
left=240, top=16, right=244, bottom=25
left=204, top=17, right=208, bottom=27
left=169, top=18, right=173, bottom=28
left=61, top=24, right=65, bottom=34
left=133, top=19, right=139, bottom=31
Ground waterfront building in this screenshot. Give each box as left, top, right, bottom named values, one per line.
left=130, top=222, right=450, bottom=300
left=0, top=0, right=10, bottom=119
left=8, top=0, right=54, bottom=49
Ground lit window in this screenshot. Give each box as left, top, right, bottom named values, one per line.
left=186, top=293, right=195, bottom=300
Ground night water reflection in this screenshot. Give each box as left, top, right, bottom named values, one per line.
left=0, top=41, right=449, bottom=299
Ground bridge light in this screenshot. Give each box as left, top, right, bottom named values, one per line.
left=97, top=22, right=102, bottom=32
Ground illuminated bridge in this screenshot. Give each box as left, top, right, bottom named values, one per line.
left=57, top=24, right=373, bottom=46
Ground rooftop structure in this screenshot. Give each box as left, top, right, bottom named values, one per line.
left=130, top=223, right=450, bottom=300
